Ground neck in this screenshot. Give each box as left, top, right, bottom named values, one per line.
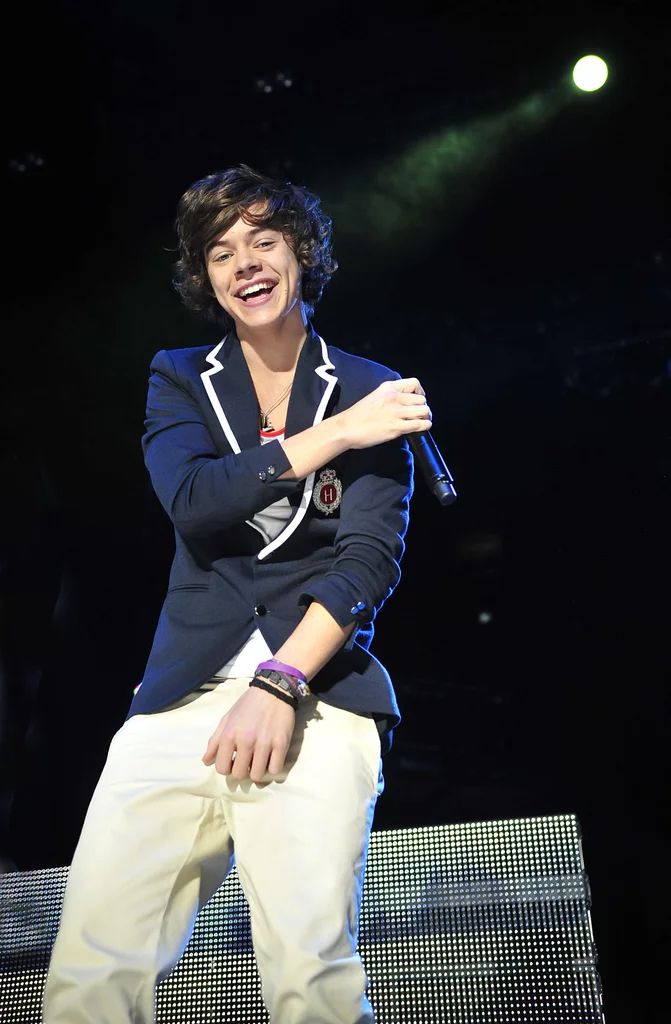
left=237, top=307, right=309, bottom=375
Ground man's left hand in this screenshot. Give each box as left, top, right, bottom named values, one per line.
left=202, top=687, right=296, bottom=783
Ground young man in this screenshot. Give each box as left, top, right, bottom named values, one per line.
left=43, top=165, right=431, bottom=1023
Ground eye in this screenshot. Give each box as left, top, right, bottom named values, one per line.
left=257, top=239, right=276, bottom=249
left=212, top=251, right=232, bottom=263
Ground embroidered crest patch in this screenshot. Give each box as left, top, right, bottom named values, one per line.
left=312, top=467, right=342, bottom=515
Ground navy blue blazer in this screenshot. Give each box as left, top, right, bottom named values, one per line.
left=128, top=328, right=414, bottom=743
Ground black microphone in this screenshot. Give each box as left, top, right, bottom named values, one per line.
left=407, top=430, right=458, bottom=506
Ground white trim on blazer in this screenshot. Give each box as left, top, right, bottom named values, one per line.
left=199, top=334, right=339, bottom=561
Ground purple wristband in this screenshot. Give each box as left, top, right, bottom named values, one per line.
left=256, top=658, right=308, bottom=684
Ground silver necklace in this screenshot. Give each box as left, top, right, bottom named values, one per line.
left=259, top=379, right=293, bottom=431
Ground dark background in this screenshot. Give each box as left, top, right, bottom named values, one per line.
left=2, top=1, right=669, bottom=1020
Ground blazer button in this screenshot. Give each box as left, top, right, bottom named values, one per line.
left=254, top=603, right=267, bottom=616
left=258, top=471, right=267, bottom=482
left=267, top=465, right=276, bottom=476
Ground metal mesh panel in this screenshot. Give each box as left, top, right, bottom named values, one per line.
left=157, top=876, right=265, bottom=1023
left=0, top=815, right=604, bottom=1022
left=0, top=866, right=68, bottom=1023
left=362, top=816, right=603, bottom=1023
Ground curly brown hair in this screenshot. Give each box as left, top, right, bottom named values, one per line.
left=173, top=164, right=338, bottom=329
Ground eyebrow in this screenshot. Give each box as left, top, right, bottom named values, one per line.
left=206, top=226, right=277, bottom=254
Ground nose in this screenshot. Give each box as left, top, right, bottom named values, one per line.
left=235, top=246, right=262, bottom=277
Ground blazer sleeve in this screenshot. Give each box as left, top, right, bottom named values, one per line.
left=142, top=349, right=298, bottom=538
left=299, top=435, right=414, bottom=630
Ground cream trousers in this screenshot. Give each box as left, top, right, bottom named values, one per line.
left=43, top=677, right=383, bottom=1023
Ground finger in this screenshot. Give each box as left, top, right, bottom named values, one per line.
left=229, top=743, right=253, bottom=781
left=268, top=741, right=290, bottom=777
left=202, top=733, right=220, bottom=765
left=202, top=712, right=230, bottom=764
left=213, top=736, right=236, bottom=776
left=395, top=377, right=425, bottom=396
left=400, top=401, right=431, bottom=423
left=399, top=393, right=429, bottom=407
left=250, top=743, right=272, bottom=784
left=405, top=417, right=433, bottom=433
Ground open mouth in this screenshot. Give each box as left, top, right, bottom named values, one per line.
left=236, top=281, right=277, bottom=303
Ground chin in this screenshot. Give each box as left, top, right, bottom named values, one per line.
left=241, top=308, right=281, bottom=327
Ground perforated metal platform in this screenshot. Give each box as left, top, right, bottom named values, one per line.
left=0, top=814, right=604, bottom=1022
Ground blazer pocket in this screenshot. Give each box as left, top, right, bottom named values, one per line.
left=167, top=584, right=210, bottom=593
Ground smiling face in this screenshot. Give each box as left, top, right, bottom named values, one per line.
left=205, top=207, right=305, bottom=335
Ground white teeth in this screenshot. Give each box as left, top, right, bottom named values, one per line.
left=240, top=282, right=274, bottom=298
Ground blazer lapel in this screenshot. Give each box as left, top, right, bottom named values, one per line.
left=258, top=329, right=339, bottom=560
left=200, top=327, right=339, bottom=561
left=200, top=332, right=260, bottom=454
left=285, top=328, right=338, bottom=439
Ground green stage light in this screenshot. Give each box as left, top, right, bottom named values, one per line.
left=572, top=54, right=609, bottom=92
